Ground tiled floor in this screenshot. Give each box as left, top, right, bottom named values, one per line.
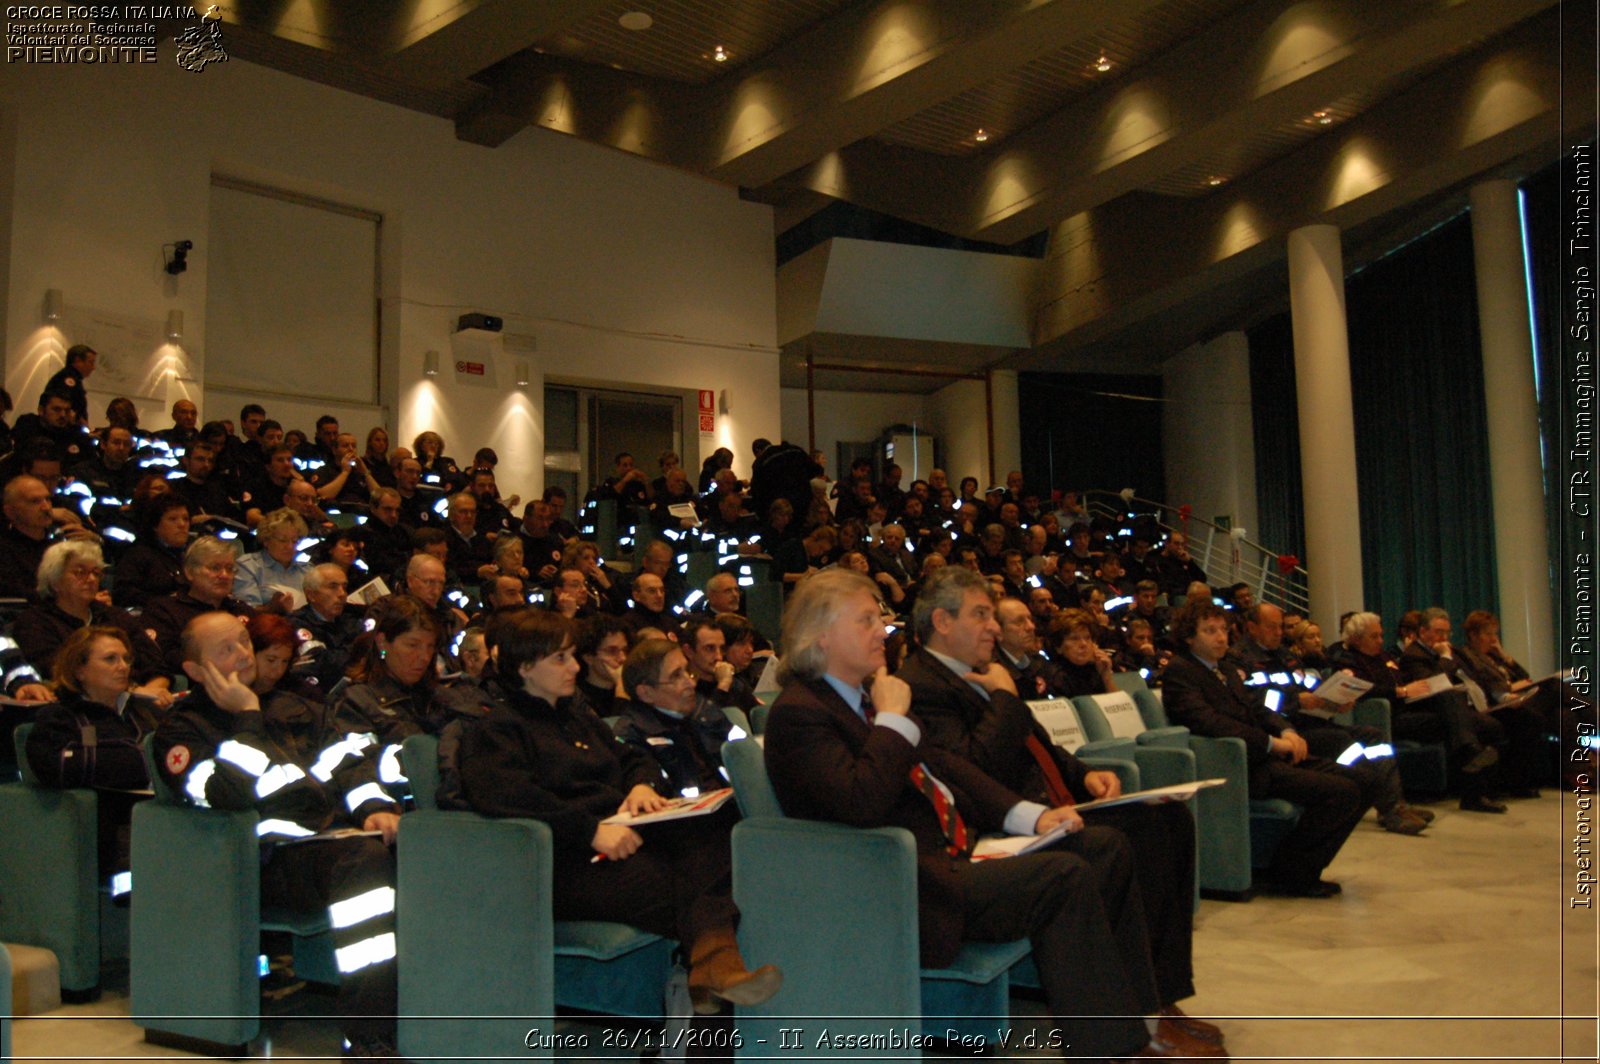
left=11, top=792, right=1597, bottom=1062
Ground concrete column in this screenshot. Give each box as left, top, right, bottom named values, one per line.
left=1287, top=224, right=1364, bottom=633
left=989, top=369, right=1023, bottom=487
left=1470, top=179, right=1555, bottom=673
left=1163, top=332, right=1258, bottom=540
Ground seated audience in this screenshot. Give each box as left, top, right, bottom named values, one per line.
left=679, top=614, right=758, bottom=713
left=15, top=540, right=172, bottom=702
left=762, top=569, right=1219, bottom=1060
left=1033, top=608, right=1115, bottom=698
left=1161, top=599, right=1376, bottom=895
left=1228, top=603, right=1427, bottom=836
left=330, top=595, right=493, bottom=788
left=453, top=609, right=782, bottom=1013
left=288, top=563, right=363, bottom=692
left=153, top=611, right=401, bottom=1058
left=613, top=637, right=735, bottom=796
left=233, top=508, right=313, bottom=610
left=143, top=536, right=258, bottom=674
left=1397, top=607, right=1514, bottom=811
left=574, top=614, right=632, bottom=716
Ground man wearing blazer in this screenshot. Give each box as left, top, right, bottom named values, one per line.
left=899, top=570, right=1211, bottom=1048
left=1160, top=600, right=1373, bottom=896
left=763, top=569, right=1225, bottom=1062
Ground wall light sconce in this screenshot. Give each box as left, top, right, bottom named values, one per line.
left=515, top=360, right=531, bottom=387
left=166, top=310, right=184, bottom=341
left=423, top=350, right=441, bottom=377
left=719, top=389, right=730, bottom=415
left=44, top=289, right=63, bottom=322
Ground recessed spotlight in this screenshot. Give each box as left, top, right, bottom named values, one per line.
left=1093, top=54, right=1111, bottom=72
left=1313, top=110, right=1332, bottom=125
left=974, top=128, right=989, bottom=142
left=712, top=44, right=729, bottom=62
left=618, top=11, right=652, bottom=31
left=1207, top=176, right=1225, bottom=187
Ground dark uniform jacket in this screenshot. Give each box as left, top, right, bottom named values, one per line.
left=764, top=676, right=1027, bottom=968
left=13, top=601, right=169, bottom=684
left=329, top=672, right=494, bottom=801
left=141, top=592, right=258, bottom=674
left=287, top=602, right=365, bottom=692
left=612, top=701, right=732, bottom=796
left=68, top=455, right=139, bottom=502
left=357, top=519, right=414, bottom=582
left=898, top=648, right=1092, bottom=804
left=111, top=540, right=187, bottom=609
left=153, top=684, right=395, bottom=845
left=456, top=689, right=668, bottom=860
left=1160, top=653, right=1286, bottom=791
left=26, top=691, right=164, bottom=789
left=0, top=524, right=52, bottom=600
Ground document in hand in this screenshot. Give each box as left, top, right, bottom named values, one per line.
left=601, top=788, right=735, bottom=826
left=1304, top=671, right=1374, bottom=712
left=347, top=576, right=392, bottom=607
left=1404, top=673, right=1457, bottom=702
left=668, top=502, right=701, bottom=527
left=969, top=779, right=1228, bottom=860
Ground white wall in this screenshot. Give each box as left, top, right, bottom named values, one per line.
left=778, top=387, right=927, bottom=470
left=0, top=58, right=779, bottom=502
left=1162, top=331, right=1260, bottom=537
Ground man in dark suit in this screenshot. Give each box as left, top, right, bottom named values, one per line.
left=902, top=570, right=1218, bottom=1049
left=1397, top=607, right=1510, bottom=811
left=763, top=569, right=1224, bottom=1062
left=1160, top=600, right=1372, bottom=896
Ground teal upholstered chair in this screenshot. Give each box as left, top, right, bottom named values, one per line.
left=130, top=737, right=337, bottom=1054
left=722, top=737, right=1031, bottom=1053
left=0, top=724, right=118, bottom=1001
left=743, top=580, right=783, bottom=648
left=396, top=734, right=674, bottom=1063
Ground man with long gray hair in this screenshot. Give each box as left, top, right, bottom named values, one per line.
left=762, top=568, right=1225, bottom=1061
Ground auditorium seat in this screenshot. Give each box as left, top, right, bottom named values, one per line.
left=395, top=734, right=674, bottom=1062
left=722, top=737, right=1028, bottom=1051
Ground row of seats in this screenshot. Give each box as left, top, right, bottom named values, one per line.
left=0, top=677, right=1422, bottom=1060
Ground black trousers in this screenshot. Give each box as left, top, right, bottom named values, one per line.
left=1087, top=801, right=1197, bottom=1005
left=550, top=805, right=738, bottom=952
left=1294, top=718, right=1404, bottom=814
left=1255, top=756, right=1369, bottom=885
left=261, top=835, right=396, bottom=1041
left=955, top=824, right=1157, bottom=1061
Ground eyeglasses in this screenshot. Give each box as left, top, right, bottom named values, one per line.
left=200, top=563, right=238, bottom=576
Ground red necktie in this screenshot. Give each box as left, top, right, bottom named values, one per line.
left=910, top=762, right=971, bottom=857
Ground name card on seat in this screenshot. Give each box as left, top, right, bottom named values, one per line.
left=1091, top=691, right=1145, bottom=740
left=1027, top=699, right=1086, bottom=753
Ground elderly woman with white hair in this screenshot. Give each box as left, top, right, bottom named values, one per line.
left=233, top=507, right=313, bottom=611
left=11, top=539, right=174, bottom=704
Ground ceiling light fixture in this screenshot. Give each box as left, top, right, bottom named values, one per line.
left=1094, top=54, right=1111, bottom=72
left=1207, top=176, right=1224, bottom=187
left=712, top=45, right=729, bottom=62
left=1313, top=110, right=1332, bottom=125
left=974, top=128, right=989, bottom=143
left=618, top=11, right=653, bottom=31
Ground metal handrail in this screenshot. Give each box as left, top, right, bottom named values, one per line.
left=1078, top=490, right=1311, bottom=614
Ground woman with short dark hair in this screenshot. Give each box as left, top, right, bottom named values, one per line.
left=456, top=610, right=781, bottom=1014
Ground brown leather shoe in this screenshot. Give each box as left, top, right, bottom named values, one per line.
left=686, top=927, right=783, bottom=1014
left=1159, top=1003, right=1225, bottom=1044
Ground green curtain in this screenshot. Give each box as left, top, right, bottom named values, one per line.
left=1345, top=212, right=1498, bottom=624
left=1247, top=312, right=1307, bottom=569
